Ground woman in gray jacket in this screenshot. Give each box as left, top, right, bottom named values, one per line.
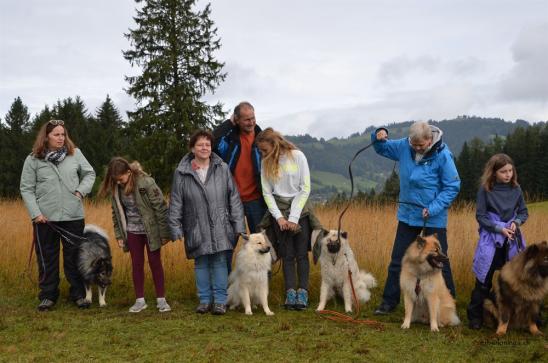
left=20, top=119, right=96, bottom=311
left=169, top=130, right=245, bottom=315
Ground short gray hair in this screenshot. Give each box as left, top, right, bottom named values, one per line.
left=409, top=121, right=432, bottom=142
left=234, top=101, right=254, bottom=120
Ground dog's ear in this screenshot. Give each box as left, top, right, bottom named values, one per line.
left=525, top=243, right=540, bottom=261
left=432, top=232, right=438, bottom=239
left=416, top=236, right=426, bottom=248
left=311, top=229, right=327, bottom=265
left=240, top=233, right=249, bottom=241
left=341, top=231, right=348, bottom=239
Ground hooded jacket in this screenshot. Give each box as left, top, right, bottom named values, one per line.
left=371, top=125, right=460, bottom=228
left=168, top=152, right=246, bottom=259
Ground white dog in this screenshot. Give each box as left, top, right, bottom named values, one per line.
left=227, top=232, right=276, bottom=316
left=313, top=229, right=377, bottom=313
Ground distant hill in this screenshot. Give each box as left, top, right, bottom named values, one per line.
left=286, top=116, right=530, bottom=200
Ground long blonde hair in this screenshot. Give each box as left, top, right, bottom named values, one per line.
left=255, top=127, right=297, bottom=182
left=480, top=153, right=519, bottom=191
left=98, top=157, right=147, bottom=198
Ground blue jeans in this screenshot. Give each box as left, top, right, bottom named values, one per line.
left=381, top=221, right=456, bottom=308
left=227, top=199, right=267, bottom=273
left=194, top=252, right=228, bottom=305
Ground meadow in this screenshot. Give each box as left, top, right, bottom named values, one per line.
left=0, top=200, right=547, bottom=362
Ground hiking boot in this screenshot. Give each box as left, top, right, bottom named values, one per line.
left=211, top=303, right=226, bottom=315
left=284, top=288, right=297, bottom=310
left=37, top=299, right=55, bottom=311
left=75, top=298, right=91, bottom=309
left=195, top=303, right=211, bottom=314
left=129, top=299, right=148, bottom=313
left=295, top=288, right=308, bottom=310
left=468, top=318, right=482, bottom=330
left=374, top=302, right=396, bottom=315
left=157, top=298, right=171, bottom=313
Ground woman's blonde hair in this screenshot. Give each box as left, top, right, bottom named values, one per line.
left=31, top=120, right=76, bottom=158
left=98, top=157, right=147, bottom=198
left=480, top=153, right=519, bottom=191
left=255, top=127, right=297, bottom=182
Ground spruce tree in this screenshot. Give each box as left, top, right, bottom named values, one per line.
left=123, top=0, right=226, bottom=188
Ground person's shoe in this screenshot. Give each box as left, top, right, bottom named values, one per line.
left=75, top=298, right=91, bottom=309
left=295, top=288, right=309, bottom=310
left=195, top=303, right=211, bottom=314
left=374, top=302, right=396, bottom=315
left=37, top=299, right=55, bottom=311
left=284, top=288, right=297, bottom=310
left=129, top=299, right=148, bottom=313
left=157, top=298, right=171, bottom=313
left=468, top=319, right=482, bottom=330
left=211, top=303, right=226, bottom=315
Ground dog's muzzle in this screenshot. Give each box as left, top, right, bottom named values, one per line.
left=327, top=240, right=341, bottom=254
left=427, top=253, right=448, bottom=269
left=259, top=246, right=271, bottom=254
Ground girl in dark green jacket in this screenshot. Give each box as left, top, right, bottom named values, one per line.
left=99, top=157, right=171, bottom=313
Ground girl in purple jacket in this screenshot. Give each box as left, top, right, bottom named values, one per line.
left=467, top=153, right=528, bottom=329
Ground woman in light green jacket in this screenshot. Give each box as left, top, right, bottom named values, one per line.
left=20, top=119, right=96, bottom=311
left=99, top=157, right=171, bottom=313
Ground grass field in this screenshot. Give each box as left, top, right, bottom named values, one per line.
left=1, top=200, right=547, bottom=362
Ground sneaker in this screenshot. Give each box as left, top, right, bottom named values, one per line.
left=284, top=288, right=297, bottom=310
left=37, top=299, right=55, bottom=311
left=129, top=299, right=148, bottom=313
left=157, top=299, right=171, bottom=313
left=211, top=303, right=226, bottom=315
left=195, top=303, right=211, bottom=314
left=374, top=302, right=396, bottom=315
left=295, top=288, right=308, bottom=310
left=75, top=298, right=91, bottom=309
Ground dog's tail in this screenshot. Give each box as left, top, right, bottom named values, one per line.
left=354, top=271, right=377, bottom=302
left=84, top=224, right=109, bottom=240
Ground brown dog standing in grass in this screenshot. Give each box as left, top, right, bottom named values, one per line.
left=483, top=241, right=548, bottom=336
left=400, top=234, right=460, bottom=331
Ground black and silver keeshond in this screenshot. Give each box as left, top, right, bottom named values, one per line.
left=79, top=225, right=113, bottom=307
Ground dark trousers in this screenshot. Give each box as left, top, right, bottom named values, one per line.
left=227, top=198, right=267, bottom=274
left=126, top=232, right=166, bottom=299
left=276, top=217, right=311, bottom=291
left=381, top=221, right=456, bottom=308
left=34, top=220, right=86, bottom=302
left=467, top=244, right=507, bottom=322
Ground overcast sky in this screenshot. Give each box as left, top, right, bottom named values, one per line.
left=1, top=0, right=547, bottom=138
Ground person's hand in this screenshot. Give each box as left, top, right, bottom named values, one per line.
left=74, top=191, right=83, bottom=200
left=501, top=228, right=515, bottom=240
left=376, top=129, right=388, bottom=141
left=33, top=214, right=47, bottom=223
left=277, top=217, right=289, bottom=231
left=117, top=239, right=124, bottom=248
left=287, top=221, right=299, bottom=232
left=230, top=113, right=236, bottom=125
left=509, top=222, right=517, bottom=232
left=422, top=208, right=429, bottom=219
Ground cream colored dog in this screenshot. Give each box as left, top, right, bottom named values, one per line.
left=313, top=229, right=377, bottom=313
left=227, top=232, right=276, bottom=316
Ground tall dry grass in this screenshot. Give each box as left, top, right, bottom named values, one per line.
left=1, top=199, right=546, bottom=303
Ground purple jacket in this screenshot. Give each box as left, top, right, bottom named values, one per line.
left=472, top=211, right=525, bottom=283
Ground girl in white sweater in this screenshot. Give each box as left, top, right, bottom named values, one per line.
left=256, top=128, right=312, bottom=310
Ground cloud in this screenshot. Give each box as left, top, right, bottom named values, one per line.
left=497, top=23, right=548, bottom=102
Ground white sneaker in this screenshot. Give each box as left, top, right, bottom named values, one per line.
left=157, top=298, right=171, bottom=312
left=129, top=299, right=148, bottom=313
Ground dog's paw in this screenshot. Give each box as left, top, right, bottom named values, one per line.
left=245, top=310, right=253, bottom=315
left=401, top=322, right=410, bottom=329
left=265, top=310, right=275, bottom=316
left=99, top=303, right=107, bottom=308
left=430, top=325, right=439, bottom=332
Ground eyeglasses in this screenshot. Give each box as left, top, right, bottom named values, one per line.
left=48, top=119, right=65, bottom=126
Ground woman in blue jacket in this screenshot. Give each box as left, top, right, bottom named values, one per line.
left=372, top=121, right=460, bottom=315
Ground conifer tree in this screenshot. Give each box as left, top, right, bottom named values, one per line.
left=123, top=0, right=226, bottom=188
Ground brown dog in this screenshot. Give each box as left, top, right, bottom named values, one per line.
left=400, top=234, right=460, bottom=331
left=483, top=241, right=548, bottom=336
